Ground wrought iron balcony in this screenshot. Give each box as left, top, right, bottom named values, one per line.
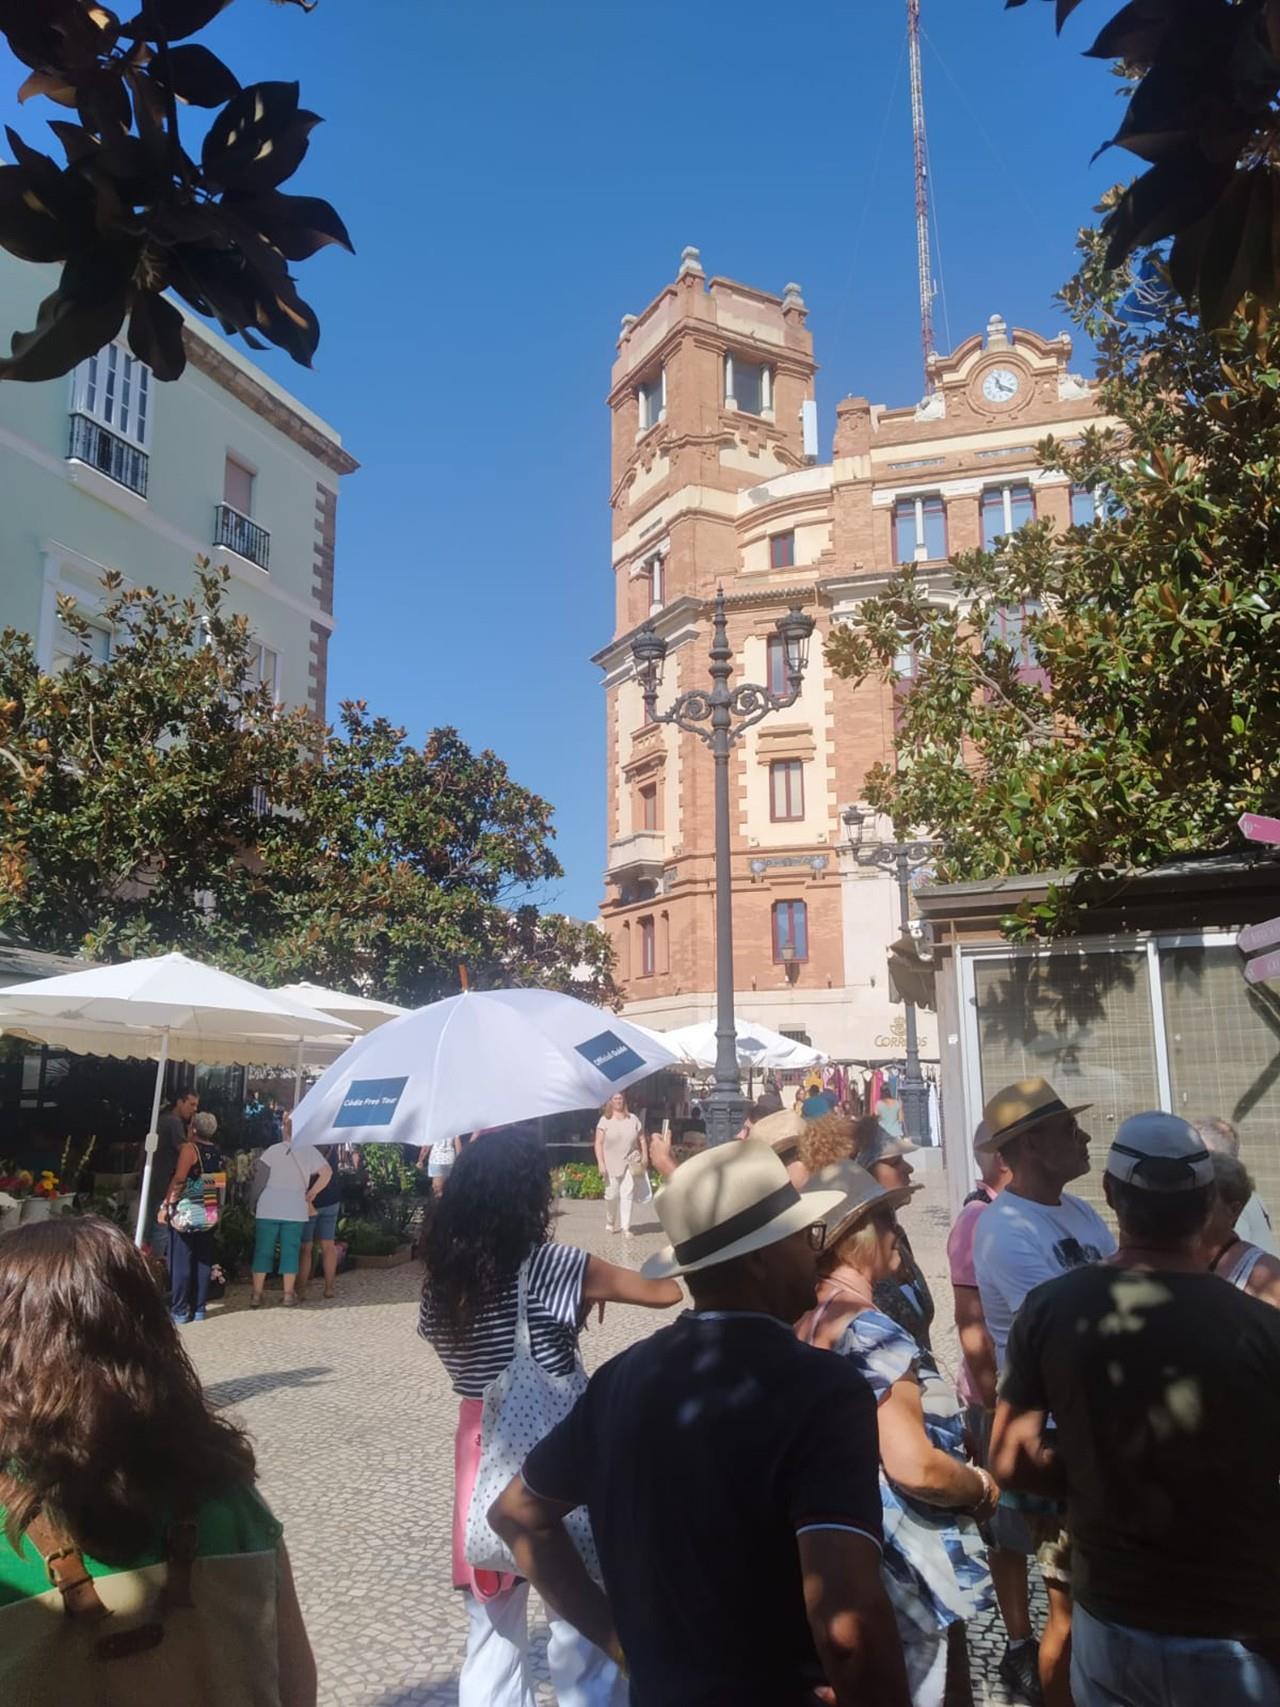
left=67, top=413, right=149, bottom=498
left=214, top=503, right=271, bottom=571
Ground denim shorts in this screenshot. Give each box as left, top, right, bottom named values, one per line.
left=306, top=1202, right=340, bottom=1241
left=1072, top=1602, right=1280, bottom=1706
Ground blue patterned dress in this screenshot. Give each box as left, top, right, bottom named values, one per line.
left=809, top=1285, right=991, bottom=1642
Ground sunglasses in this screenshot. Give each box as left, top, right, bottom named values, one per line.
left=807, top=1222, right=827, bottom=1252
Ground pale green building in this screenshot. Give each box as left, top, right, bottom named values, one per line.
left=0, top=249, right=357, bottom=714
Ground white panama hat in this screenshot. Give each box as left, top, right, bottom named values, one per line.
left=641, top=1139, right=844, bottom=1279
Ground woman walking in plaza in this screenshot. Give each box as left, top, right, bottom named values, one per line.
left=419, top=1127, right=681, bottom=1707
left=797, top=1161, right=995, bottom=1707
left=160, top=1109, right=224, bottom=1324
left=593, top=1092, right=648, bottom=1238
left=250, top=1118, right=331, bottom=1310
left=0, top=1218, right=316, bottom=1706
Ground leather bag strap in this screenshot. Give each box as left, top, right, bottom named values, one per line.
left=23, top=1512, right=110, bottom=1624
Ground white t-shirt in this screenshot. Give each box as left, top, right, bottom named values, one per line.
left=974, top=1187, right=1116, bottom=1369
left=596, top=1112, right=643, bottom=1177
left=255, top=1142, right=326, bottom=1222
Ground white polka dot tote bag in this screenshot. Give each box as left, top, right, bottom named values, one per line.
left=463, top=1259, right=602, bottom=1581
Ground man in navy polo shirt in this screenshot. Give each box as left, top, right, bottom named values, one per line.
left=492, top=1140, right=909, bottom=1706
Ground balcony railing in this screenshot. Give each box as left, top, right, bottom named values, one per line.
left=67, top=413, right=149, bottom=498
left=214, top=502, right=271, bottom=571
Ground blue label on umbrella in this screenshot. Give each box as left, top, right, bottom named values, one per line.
left=576, top=1031, right=645, bottom=1083
left=334, top=1077, right=408, bottom=1127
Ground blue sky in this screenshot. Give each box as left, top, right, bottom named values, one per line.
left=4, top=0, right=1123, bottom=919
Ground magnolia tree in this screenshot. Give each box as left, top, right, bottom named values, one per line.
left=1008, top=0, right=1280, bottom=327
left=825, top=225, right=1280, bottom=935
left=0, top=566, right=616, bottom=1003
left=0, top=0, right=349, bottom=380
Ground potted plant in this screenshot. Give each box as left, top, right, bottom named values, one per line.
left=340, top=1217, right=412, bottom=1269
left=21, top=1170, right=62, bottom=1223
left=0, top=1164, right=31, bottom=1234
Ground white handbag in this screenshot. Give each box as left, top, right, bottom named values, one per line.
left=463, top=1258, right=602, bottom=1581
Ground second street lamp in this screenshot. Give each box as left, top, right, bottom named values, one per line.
left=842, top=803, right=937, bottom=1143
left=631, top=589, right=815, bottom=1145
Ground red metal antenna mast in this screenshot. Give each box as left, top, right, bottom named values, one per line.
left=907, top=0, right=936, bottom=390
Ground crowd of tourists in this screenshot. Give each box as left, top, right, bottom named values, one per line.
left=1, top=1075, right=1278, bottom=1706
left=145, top=1088, right=345, bottom=1322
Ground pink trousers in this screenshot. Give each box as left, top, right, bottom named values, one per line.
left=452, top=1396, right=518, bottom=1601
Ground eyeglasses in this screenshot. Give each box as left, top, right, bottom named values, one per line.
left=807, top=1222, right=827, bottom=1252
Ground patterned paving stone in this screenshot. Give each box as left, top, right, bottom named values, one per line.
left=185, top=1174, right=1038, bottom=1705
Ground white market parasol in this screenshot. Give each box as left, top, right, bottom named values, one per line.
left=0, top=953, right=353, bottom=1245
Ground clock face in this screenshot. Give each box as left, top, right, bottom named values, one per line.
left=982, top=367, right=1020, bottom=405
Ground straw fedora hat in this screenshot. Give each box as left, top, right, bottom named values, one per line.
left=802, top=1160, right=916, bottom=1250
left=976, top=1077, right=1092, bottom=1154
left=641, top=1139, right=844, bottom=1279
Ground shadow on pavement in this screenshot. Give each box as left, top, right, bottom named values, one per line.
left=205, top=1365, right=333, bottom=1407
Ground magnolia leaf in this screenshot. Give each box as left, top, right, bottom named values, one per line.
left=0, top=279, right=128, bottom=382
left=126, top=290, right=186, bottom=380
left=0, top=165, right=78, bottom=263
left=17, top=70, right=78, bottom=106
left=201, top=80, right=299, bottom=182
left=119, top=0, right=231, bottom=43
left=223, top=190, right=353, bottom=260
left=152, top=42, right=240, bottom=107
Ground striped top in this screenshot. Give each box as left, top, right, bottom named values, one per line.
left=418, top=1241, right=590, bottom=1398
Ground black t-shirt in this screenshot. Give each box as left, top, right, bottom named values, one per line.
left=148, top=1109, right=187, bottom=1208
left=523, top=1311, right=883, bottom=1707
left=1003, top=1264, right=1280, bottom=1639
left=312, top=1149, right=341, bottom=1208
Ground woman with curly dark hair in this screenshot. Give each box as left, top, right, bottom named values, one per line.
left=419, top=1126, right=680, bottom=1707
left=0, top=1216, right=315, bottom=1706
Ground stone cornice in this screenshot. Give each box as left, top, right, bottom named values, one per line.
left=182, top=329, right=359, bottom=478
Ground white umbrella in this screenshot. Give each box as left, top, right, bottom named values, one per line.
left=660, top=1016, right=829, bottom=1072
left=274, top=983, right=408, bottom=1092
left=274, top=982, right=406, bottom=1032
left=0, top=953, right=353, bottom=1246
left=290, top=987, right=680, bottom=1149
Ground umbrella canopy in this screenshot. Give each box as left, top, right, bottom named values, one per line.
left=659, top=1017, right=829, bottom=1072
left=0, top=953, right=354, bottom=1246
left=0, top=953, right=353, bottom=1065
left=290, top=987, right=680, bottom=1149
left=274, top=982, right=406, bottom=1034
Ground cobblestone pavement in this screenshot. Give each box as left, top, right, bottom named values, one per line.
left=186, top=1166, right=1041, bottom=1705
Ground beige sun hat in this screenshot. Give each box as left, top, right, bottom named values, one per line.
left=749, top=1106, right=807, bottom=1151
left=976, top=1077, right=1092, bottom=1154
left=803, top=1160, right=917, bottom=1249
left=641, top=1138, right=844, bottom=1279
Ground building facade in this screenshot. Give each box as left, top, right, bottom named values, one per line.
left=0, top=249, right=357, bottom=717
left=596, top=246, right=1106, bottom=1064
left=915, top=858, right=1280, bottom=1223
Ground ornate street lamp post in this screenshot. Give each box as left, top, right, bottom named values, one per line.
left=631, top=590, right=815, bottom=1145
left=843, top=804, right=937, bottom=1143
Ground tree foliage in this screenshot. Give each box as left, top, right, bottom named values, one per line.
left=0, top=0, right=349, bottom=382
left=825, top=225, right=1280, bottom=935
left=1007, top=0, right=1280, bottom=326
left=0, top=567, right=615, bottom=1003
